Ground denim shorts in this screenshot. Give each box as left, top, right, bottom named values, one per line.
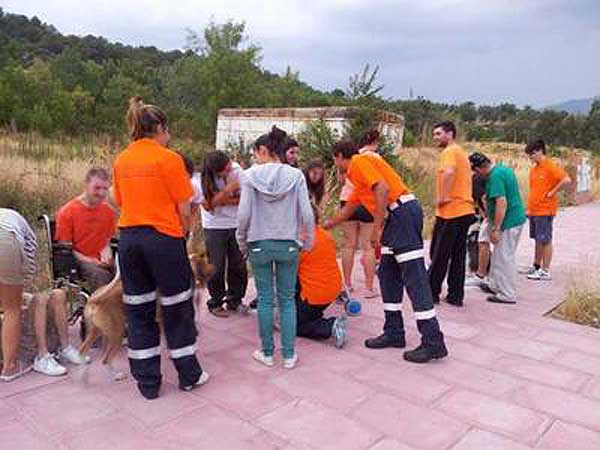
left=529, top=216, right=554, bottom=244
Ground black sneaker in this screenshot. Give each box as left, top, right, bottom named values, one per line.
left=479, top=283, right=495, bottom=294
left=364, top=333, right=406, bottom=349
left=444, top=297, right=463, bottom=307
left=403, top=344, right=448, bottom=363
left=486, top=295, right=516, bottom=304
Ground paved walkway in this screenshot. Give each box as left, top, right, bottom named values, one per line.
left=3, top=203, right=600, bottom=450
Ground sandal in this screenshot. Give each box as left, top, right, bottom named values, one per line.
left=0, top=361, right=33, bottom=382
left=209, top=306, right=230, bottom=318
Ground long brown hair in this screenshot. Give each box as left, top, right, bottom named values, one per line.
left=201, top=151, right=230, bottom=209
left=126, top=96, right=168, bottom=141
left=303, top=159, right=325, bottom=206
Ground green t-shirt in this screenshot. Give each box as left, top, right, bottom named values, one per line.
left=486, top=164, right=526, bottom=230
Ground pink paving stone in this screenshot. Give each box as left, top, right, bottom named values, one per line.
left=435, top=389, right=550, bottom=444
left=0, top=370, right=64, bottom=399
left=368, top=438, right=415, bottom=450
left=352, top=392, right=469, bottom=450
left=0, top=398, right=20, bottom=421
left=193, top=371, right=294, bottom=420
left=476, top=333, right=563, bottom=362
left=551, top=349, right=600, bottom=375
left=582, top=377, right=600, bottom=401
left=351, top=361, right=451, bottom=405
left=7, top=381, right=117, bottom=436
left=0, top=419, right=59, bottom=450
left=534, top=329, right=600, bottom=357
left=419, top=358, right=523, bottom=398
left=536, top=420, right=600, bottom=450
left=296, top=343, right=374, bottom=375
left=492, top=355, right=590, bottom=392
left=60, top=414, right=178, bottom=450
left=4, top=203, right=600, bottom=449
left=256, top=399, right=382, bottom=450
left=270, top=366, right=375, bottom=413
left=450, top=429, right=532, bottom=450
left=100, top=380, right=208, bottom=428
left=440, top=319, right=483, bottom=340
left=445, top=339, right=502, bottom=366
left=512, top=383, right=600, bottom=431
left=156, top=402, right=268, bottom=448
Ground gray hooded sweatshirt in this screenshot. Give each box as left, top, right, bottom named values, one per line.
left=236, top=163, right=314, bottom=255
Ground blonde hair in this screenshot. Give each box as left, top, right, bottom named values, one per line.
left=126, top=96, right=168, bottom=141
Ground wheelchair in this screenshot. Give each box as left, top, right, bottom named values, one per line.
left=38, top=214, right=117, bottom=340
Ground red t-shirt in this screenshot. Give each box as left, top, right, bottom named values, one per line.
left=55, top=198, right=117, bottom=259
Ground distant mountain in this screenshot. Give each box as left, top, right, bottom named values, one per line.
left=545, top=96, right=599, bottom=115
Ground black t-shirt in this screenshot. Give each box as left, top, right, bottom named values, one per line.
left=472, top=173, right=486, bottom=214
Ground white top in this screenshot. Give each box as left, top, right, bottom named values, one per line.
left=191, top=162, right=241, bottom=230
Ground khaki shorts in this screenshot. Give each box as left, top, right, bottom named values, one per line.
left=0, top=229, right=24, bottom=285
left=478, top=218, right=491, bottom=244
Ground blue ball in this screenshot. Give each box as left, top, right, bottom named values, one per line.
left=346, top=299, right=362, bottom=316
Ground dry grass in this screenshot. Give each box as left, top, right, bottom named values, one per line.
left=551, top=278, right=600, bottom=329
left=1, top=134, right=596, bottom=286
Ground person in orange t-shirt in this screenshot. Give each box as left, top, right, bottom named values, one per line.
left=55, top=167, right=117, bottom=291
left=522, top=140, right=571, bottom=281
left=112, top=97, right=206, bottom=400
left=325, top=139, right=447, bottom=364
left=296, top=211, right=347, bottom=348
left=429, top=121, right=475, bottom=307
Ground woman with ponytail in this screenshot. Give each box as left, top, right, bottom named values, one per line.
left=113, top=97, right=207, bottom=399
left=237, top=126, right=314, bottom=369
left=190, top=150, right=248, bottom=318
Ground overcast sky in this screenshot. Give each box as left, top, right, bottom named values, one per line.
left=4, top=0, right=600, bottom=107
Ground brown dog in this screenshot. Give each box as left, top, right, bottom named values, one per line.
left=79, top=253, right=214, bottom=380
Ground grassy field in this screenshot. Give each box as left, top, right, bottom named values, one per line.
left=1, top=132, right=598, bottom=290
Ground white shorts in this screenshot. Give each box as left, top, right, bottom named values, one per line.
left=478, top=218, right=491, bottom=244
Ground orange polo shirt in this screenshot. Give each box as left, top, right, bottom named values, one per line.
left=436, top=144, right=475, bottom=219
left=55, top=198, right=116, bottom=259
left=346, top=152, right=410, bottom=215
left=113, top=138, right=193, bottom=238
left=298, top=227, right=342, bottom=305
left=527, top=158, right=568, bottom=216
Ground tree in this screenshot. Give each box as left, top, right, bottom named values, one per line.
left=346, top=64, right=384, bottom=104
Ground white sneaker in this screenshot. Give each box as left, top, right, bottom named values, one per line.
left=283, top=353, right=298, bottom=369
left=60, top=345, right=91, bottom=365
left=181, top=371, right=210, bottom=391
left=528, top=268, right=552, bottom=281
left=465, top=274, right=485, bottom=287
left=539, top=269, right=552, bottom=281
left=519, top=265, right=538, bottom=275
left=34, top=354, right=67, bottom=377
left=252, top=350, right=274, bottom=367
left=332, top=316, right=347, bottom=349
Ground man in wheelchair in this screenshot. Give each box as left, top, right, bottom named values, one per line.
left=55, top=167, right=117, bottom=292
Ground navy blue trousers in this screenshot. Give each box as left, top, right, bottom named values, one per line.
left=118, top=227, right=203, bottom=396
left=378, top=199, right=446, bottom=349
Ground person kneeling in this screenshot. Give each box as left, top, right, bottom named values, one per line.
left=33, top=288, right=89, bottom=376
left=296, top=213, right=347, bottom=348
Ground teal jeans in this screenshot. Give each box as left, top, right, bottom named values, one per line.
left=248, top=240, right=299, bottom=359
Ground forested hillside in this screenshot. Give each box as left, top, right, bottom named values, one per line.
left=1, top=8, right=599, bottom=153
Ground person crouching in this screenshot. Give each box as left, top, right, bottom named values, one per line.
left=296, top=209, right=347, bottom=348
